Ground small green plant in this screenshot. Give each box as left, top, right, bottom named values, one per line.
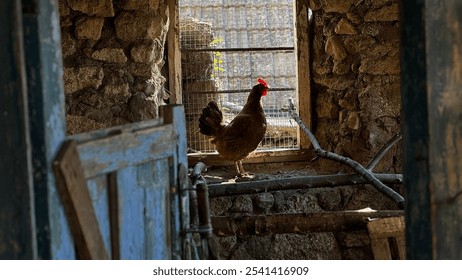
left=210, top=38, right=225, bottom=78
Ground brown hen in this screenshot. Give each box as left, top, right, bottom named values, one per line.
left=199, top=78, right=269, bottom=177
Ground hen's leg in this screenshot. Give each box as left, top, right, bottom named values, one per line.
left=234, top=161, right=241, bottom=176
left=236, top=160, right=249, bottom=177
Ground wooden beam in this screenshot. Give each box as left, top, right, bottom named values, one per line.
left=402, top=0, right=462, bottom=259
left=212, top=210, right=404, bottom=237
left=22, top=0, right=68, bottom=259
left=0, top=0, right=37, bottom=259
left=425, top=0, right=462, bottom=259
left=293, top=0, right=312, bottom=149
left=52, top=141, right=108, bottom=260
left=400, top=0, right=431, bottom=260
left=188, top=149, right=313, bottom=167
left=167, top=0, right=183, bottom=104
left=367, top=217, right=405, bottom=260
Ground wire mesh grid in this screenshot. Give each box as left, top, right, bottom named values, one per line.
left=180, top=0, right=298, bottom=153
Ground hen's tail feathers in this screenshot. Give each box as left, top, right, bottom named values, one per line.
left=199, top=101, right=224, bottom=136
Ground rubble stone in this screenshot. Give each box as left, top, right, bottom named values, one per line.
left=66, top=0, right=114, bottom=17
left=75, top=17, right=104, bottom=40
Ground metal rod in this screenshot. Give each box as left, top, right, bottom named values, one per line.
left=181, top=47, right=295, bottom=52
left=183, top=87, right=296, bottom=95
left=208, top=173, right=402, bottom=198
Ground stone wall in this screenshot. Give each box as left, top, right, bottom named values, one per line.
left=59, top=0, right=170, bottom=134
left=210, top=180, right=402, bottom=260
left=310, top=0, right=401, bottom=172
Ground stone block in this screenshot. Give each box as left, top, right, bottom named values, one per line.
left=130, top=43, right=156, bottom=63
left=343, top=35, right=376, bottom=55
left=66, top=0, right=114, bottom=17
left=129, top=63, right=153, bottom=77
left=359, top=56, right=400, bottom=75
left=319, top=0, right=358, bottom=13
left=338, top=98, right=356, bottom=110
left=314, top=75, right=355, bottom=91
left=254, top=193, right=275, bottom=213
left=231, top=196, right=253, bottom=214
left=210, top=197, right=233, bottom=216
left=126, top=92, right=157, bottom=121
left=59, top=0, right=71, bottom=16
left=63, top=67, right=103, bottom=94
left=318, top=100, right=340, bottom=119
left=115, top=11, right=166, bottom=42
left=61, top=31, right=76, bottom=57
left=103, top=83, right=131, bottom=105
left=325, top=36, right=347, bottom=61
left=120, top=0, right=160, bottom=11
left=364, top=3, right=399, bottom=22
left=92, top=48, right=128, bottom=63
left=347, top=111, right=361, bottom=130
left=75, top=17, right=104, bottom=40
left=333, top=61, right=350, bottom=75
left=335, top=18, right=357, bottom=35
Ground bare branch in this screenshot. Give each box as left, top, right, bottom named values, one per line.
left=288, top=98, right=405, bottom=209
left=366, top=133, right=402, bottom=171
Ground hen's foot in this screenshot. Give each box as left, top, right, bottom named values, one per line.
left=235, top=172, right=254, bottom=181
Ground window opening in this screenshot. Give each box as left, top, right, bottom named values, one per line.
left=180, top=0, right=298, bottom=153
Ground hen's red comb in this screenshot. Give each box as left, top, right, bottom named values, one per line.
left=257, top=78, right=268, bottom=87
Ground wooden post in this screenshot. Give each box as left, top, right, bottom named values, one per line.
left=167, top=0, right=183, bottom=104
left=401, top=0, right=462, bottom=259
left=0, top=0, right=37, bottom=259
left=293, top=0, right=312, bottom=149
left=22, top=0, right=68, bottom=259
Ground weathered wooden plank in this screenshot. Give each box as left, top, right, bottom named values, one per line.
left=117, top=166, right=145, bottom=259
left=21, top=0, right=70, bottom=259
left=52, top=141, right=108, bottom=260
left=144, top=159, right=171, bottom=259
left=367, top=217, right=405, bottom=239
left=369, top=237, right=392, bottom=260
left=400, top=0, right=432, bottom=259
left=117, top=161, right=171, bottom=260
left=188, top=149, right=312, bottom=167
left=426, top=0, right=462, bottom=259
left=160, top=105, right=189, bottom=260
left=212, top=210, right=404, bottom=237
left=0, top=0, right=37, bottom=259
left=167, top=0, right=183, bottom=104
left=402, top=0, right=462, bottom=259
left=294, top=0, right=312, bottom=149
left=367, top=217, right=405, bottom=260
left=68, top=118, right=164, bottom=143
left=77, top=124, right=176, bottom=179
left=396, top=236, right=406, bottom=260
left=86, top=176, right=112, bottom=257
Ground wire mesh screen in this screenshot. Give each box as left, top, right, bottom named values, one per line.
left=180, top=0, right=298, bottom=153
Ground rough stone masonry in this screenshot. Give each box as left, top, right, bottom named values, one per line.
left=310, top=0, right=401, bottom=173
left=59, top=0, right=170, bottom=134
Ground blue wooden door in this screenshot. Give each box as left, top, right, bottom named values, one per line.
left=52, top=106, right=189, bottom=260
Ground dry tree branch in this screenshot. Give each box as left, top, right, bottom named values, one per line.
left=366, top=133, right=402, bottom=171
left=288, top=98, right=405, bottom=209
